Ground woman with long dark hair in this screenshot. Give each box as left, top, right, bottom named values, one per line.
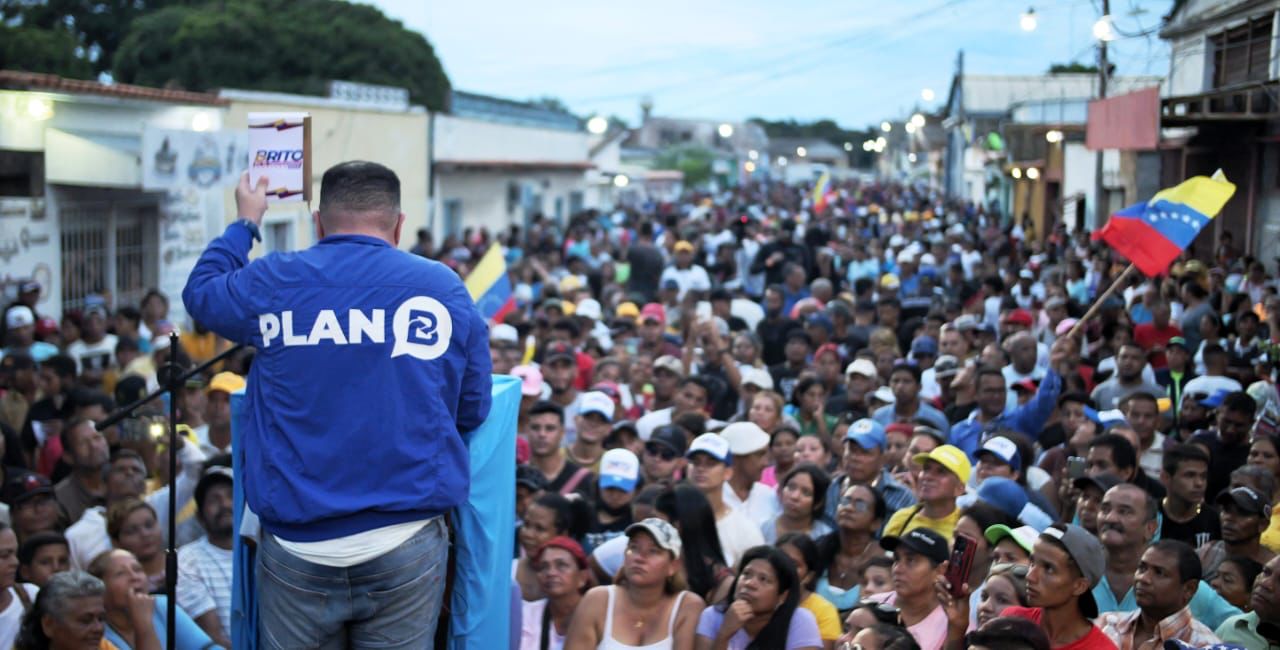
left=654, top=485, right=732, bottom=602
left=777, top=534, right=841, bottom=650
left=762, top=464, right=832, bottom=544
left=516, top=493, right=592, bottom=601
left=694, top=545, right=821, bottom=650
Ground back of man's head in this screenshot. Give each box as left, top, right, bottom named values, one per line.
left=318, top=161, right=401, bottom=230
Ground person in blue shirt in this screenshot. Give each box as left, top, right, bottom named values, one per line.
left=1091, top=483, right=1240, bottom=630
left=949, top=339, right=1069, bottom=457
left=89, top=548, right=214, bottom=649
left=183, top=164, right=492, bottom=648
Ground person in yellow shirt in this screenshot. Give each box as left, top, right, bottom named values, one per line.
left=882, top=444, right=970, bottom=541
left=776, top=532, right=843, bottom=648
left=1247, top=433, right=1280, bottom=552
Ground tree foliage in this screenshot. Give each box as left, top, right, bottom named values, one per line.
left=0, top=23, right=94, bottom=78
left=1, top=0, right=176, bottom=76
left=653, top=145, right=717, bottom=187
left=112, top=0, right=451, bottom=109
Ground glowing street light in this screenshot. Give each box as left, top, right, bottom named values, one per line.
left=910, top=113, right=926, bottom=128
left=863, top=141, right=874, bottom=151
left=875, top=137, right=887, bottom=149
left=921, top=88, right=935, bottom=102
left=844, top=142, right=854, bottom=152
left=908, top=153, right=918, bottom=163
left=1093, top=15, right=1117, bottom=41
left=191, top=112, right=212, bottom=132
left=1045, top=129, right=1064, bottom=143
left=587, top=115, right=609, bottom=134
left=1020, top=8, right=1037, bottom=32
left=744, top=161, right=757, bottom=173
left=1027, top=167, right=1041, bottom=180
left=881, top=121, right=892, bottom=132
left=1011, top=167, right=1022, bottom=179
left=796, top=146, right=808, bottom=157
left=718, top=123, right=735, bottom=139
left=777, top=156, right=788, bottom=166
left=613, top=174, right=630, bottom=188
left=905, top=122, right=918, bottom=134
left=748, top=149, right=759, bottom=160
left=27, top=97, right=53, bottom=121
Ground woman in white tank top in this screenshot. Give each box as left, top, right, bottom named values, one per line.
left=564, top=519, right=705, bottom=650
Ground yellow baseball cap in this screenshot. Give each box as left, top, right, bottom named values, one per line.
left=206, top=371, right=246, bottom=395
left=912, top=444, right=972, bottom=484
left=674, top=240, right=695, bottom=254
left=616, top=302, right=640, bottom=319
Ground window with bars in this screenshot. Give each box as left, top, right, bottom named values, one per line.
left=1211, top=15, right=1274, bottom=88
left=60, top=200, right=158, bottom=314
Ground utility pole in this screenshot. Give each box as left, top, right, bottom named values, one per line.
left=1093, top=0, right=1110, bottom=229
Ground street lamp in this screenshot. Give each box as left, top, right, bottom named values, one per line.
left=843, top=142, right=853, bottom=152
left=863, top=141, right=873, bottom=151
left=1045, top=129, right=1064, bottom=143
left=748, top=149, right=759, bottom=160
left=921, top=88, right=935, bottom=102
left=881, top=121, right=892, bottom=132
left=1020, top=7, right=1037, bottom=32
left=777, top=156, right=788, bottom=166
left=1027, top=167, right=1041, bottom=180
left=908, top=153, right=918, bottom=163
left=587, top=115, right=609, bottom=134
left=1011, top=167, right=1022, bottom=179
left=905, top=122, right=918, bottom=134
left=910, top=113, right=926, bottom=128
left=1092, top=15, right=1117, bottom=41
left=744, top=161, right=757, bottom=173
left=718, top=123, right=735, bottom=139
left=27, top=97, right=53, bottom=121
left=613, top=174, right=630, bottom=188
left=796, top=146, right=807, bottom=157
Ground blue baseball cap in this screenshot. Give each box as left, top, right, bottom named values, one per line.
left=910, top=336, right=938, bottom=357
left=845, top=419, right=886, bottom=451
left=1200, top=388, right=1232, bottom=409
left=977, top=476, right=1028, bottom=521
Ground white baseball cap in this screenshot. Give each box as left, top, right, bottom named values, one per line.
left=686, top=433, right=731, bottom=464
left=845, top=358, right=877, bottom=379
left=575, top=299, right=602, bottom=321
left=4, top=306, right=34, bottom=330
left=740, top=367, right=774, bottom=391
left=490, top=323, right=519, bottom=345
left=719, top=421, right=770, bottom=456
left=578, top=391, right=615, bottom=422
left=599, top=448, right=640, bottom=493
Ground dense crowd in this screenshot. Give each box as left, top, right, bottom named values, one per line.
left=2, top=177, right=1280, bottom=649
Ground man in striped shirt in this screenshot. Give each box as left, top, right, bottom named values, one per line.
left=176, top=463, right=234, bottom=648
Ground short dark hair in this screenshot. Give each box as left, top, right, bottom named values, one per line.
left=318, top=161, right=400, bottom=218
left=976, top=366, right=1006, bottom=385
left=115, top=306, right=140, bottom=325
left=551, top=318, right=580, bottom=338
left=965, top=616, right=1051, bottom=650
left=889, top=362, right=922, bottom=384
left=1222, top=391, right=1258, bottom=417
left=1119, top=391, right=1158, bottom=411
left=40, top=354, right=77, bottom=380
left=1149, top=539, right=1202, bottom=584
left=1089, top=433, right=1137, bottom=471
left=527, top=401, right=565, bottom=423
left=1162, top=443, right=1209, bottom=477
left=18, top=532, right=69, bottom=567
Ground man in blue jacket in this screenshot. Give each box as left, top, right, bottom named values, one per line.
left=184, top=163, right=492, bottom=648
left=949, top=337, right=1070, bottom=456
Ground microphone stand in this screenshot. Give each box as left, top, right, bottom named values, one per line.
left=97, top=332, right=246, bottom=650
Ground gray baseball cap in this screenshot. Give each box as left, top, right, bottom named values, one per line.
left=1040, top=523, right=1105, bottom=618
left=625, top=518, right=682, bottom=559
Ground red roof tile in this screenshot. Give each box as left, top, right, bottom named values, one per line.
left=0, top=70, right=228, bottom=106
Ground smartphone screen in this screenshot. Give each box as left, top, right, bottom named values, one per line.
left=945, top=534, right=978, bottom=598
left=1068, top=456, right=1087, bottom=480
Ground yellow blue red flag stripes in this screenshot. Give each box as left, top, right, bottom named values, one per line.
left=812, top=172, right=832, bottom=213
left=1092, top=171, right=1237, bottom=277
left=465, top=243, right=515, bottom=323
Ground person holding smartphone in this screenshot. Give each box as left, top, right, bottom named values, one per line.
left=864, top=528, right=950, bottom=650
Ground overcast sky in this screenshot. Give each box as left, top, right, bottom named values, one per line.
left=366, top=0, right=1172, bottom=128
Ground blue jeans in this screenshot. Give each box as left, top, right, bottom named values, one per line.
left=257, top=517, right=448, bottom=649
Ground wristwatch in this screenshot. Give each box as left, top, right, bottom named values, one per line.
left=236, top=218, right=262, bottom=242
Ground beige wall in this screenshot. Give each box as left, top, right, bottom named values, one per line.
left=435, top=169, right=589, bottom=237
left=222, top=99, right=430, bottom=254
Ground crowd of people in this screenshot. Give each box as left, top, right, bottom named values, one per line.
left=0, top=285, right=242, bottom=649
left=461, top=178, right=1280, bottom=650
left=3, top=173, right=1280, bottom=650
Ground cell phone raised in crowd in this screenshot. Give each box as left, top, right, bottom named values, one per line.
left=944, top=534, right=978, bottom=599
left=1067, top=456, right=1087, bottom=479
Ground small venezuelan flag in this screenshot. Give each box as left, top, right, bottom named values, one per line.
left=464, top=243, right=515, bottom=323
left=812, top=172, right=832, bottom=214
left=1092, top=171, right=1237, bottom=277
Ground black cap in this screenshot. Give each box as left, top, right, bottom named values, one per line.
left=1216, top=486, right=1269, bottom=516
left=1072, top=472, right=1123, bottom=495
left=2, top=471, right=53, bottom=507
left=543, top=342, right=576, bottom=364
left=880, top=528, right=949, bottom=565
left=194, top=466, right=234, bottom=511
left=517, top=464, right=549, bottom=492
left=648, top=425, right=688, bottom=455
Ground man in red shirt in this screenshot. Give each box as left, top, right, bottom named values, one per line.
left=1133, top=300, right=1181, bottom=371
left=1003, top=523, right=1118, bottom=650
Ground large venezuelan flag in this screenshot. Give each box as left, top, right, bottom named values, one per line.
left=465, top=243, right=515, bottom=323
left=1092, top=171, right=1237, bottom=277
